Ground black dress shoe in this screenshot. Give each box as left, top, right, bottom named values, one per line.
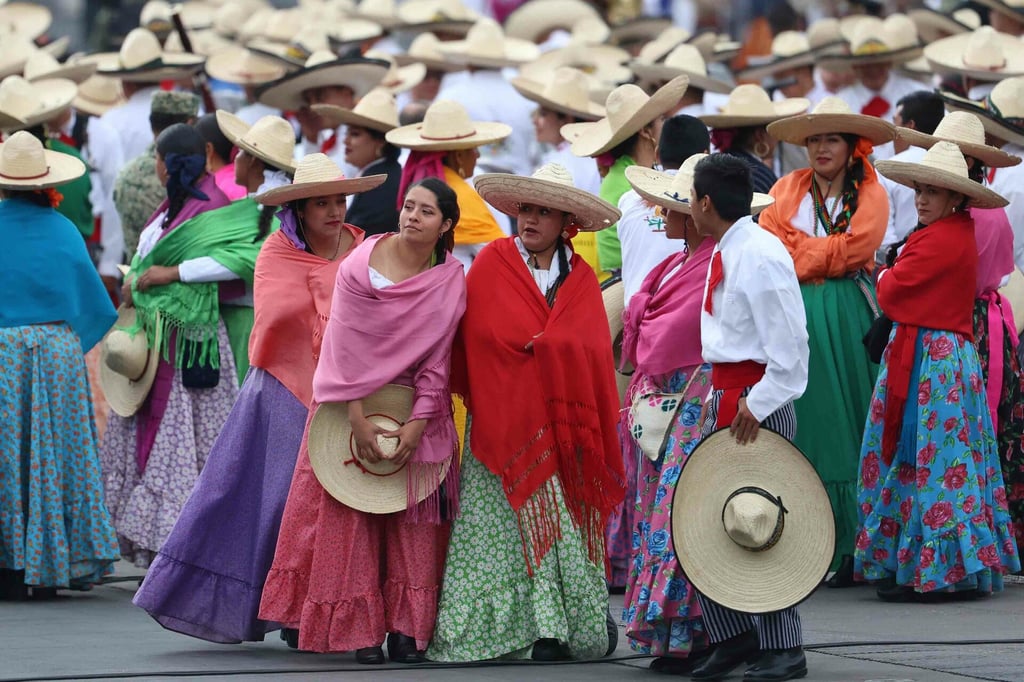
left=355, top=646, right=385, bottom=664
left=386, top=632, right=425, bottom=664
left=279, top=628, right=299, bottom=650
left=826, top=555, right=858, bottom=588
left=876, top=582, right=917, bottom=603
left=605, top=604, right=619, bottom=656
left=0, top=570, right=27, bottom=602
left=744, top=647, right=807, bottom=680
left=531, top=638, right=570, bottom=661
left=691, top=630, right=759, bottom=680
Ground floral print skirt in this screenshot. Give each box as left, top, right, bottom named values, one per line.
left=856, top=326, right=1020, bottom=592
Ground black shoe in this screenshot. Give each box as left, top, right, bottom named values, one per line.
left=0, top=570, right=27, bottom=602
left=531, top=638, right=570, bottom=661
left=691, top=630, right=759, bottom=680
left=29, top=586, right=59, bottom=600
left=279, top=628, right=299, bottom=650
left=743, top=647, right=807, bottom=680
left=876, top=582, right=917, bottom=603
left=386, top=633, right=425, bottom=664
left=356, top=646, right=385, bottom=664
left=825, top=555, right=858, bottom=588
left=650, top=656, right=698, bottom=674
left=605, top=605, right=618, bottom=656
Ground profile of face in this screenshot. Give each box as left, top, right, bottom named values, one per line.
left=302, top=85, right=356, bottom=109
left=233, top=148, right=260, bottom=188
left=852, top=62, right=891, bottom=93
left=914, top=183, right=963, bottom=226
left=663, top=208, right=694, bottom=240
left=818, top=67, right=855, bottom=94
left=298, top=193, right=347, bottom=241
left=411, top=70, right=443, bottom=102
left=689, top=186, right=710, bottom=235
left=806, top=133, right=851, bottom=179
left=516, top=202, right=569, bottom=253
left=399, top=185, right=452, bottom=247
left=155, top=151, right=168, bottom=186
left=448, top=147, right=480, bottom=178
left=344, top=125, right=382, bottom=168
left=532, top=107, right=566, bottom=147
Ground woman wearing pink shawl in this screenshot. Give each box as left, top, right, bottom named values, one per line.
left=258, top=177, right=466, bottom=663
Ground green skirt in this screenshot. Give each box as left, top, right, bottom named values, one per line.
left=793, top=276, right=879, bottom=567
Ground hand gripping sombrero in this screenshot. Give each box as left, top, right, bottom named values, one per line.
left=875, top=140, right=1008, bottom=210
left=100, top=306, right=163, bottom=418
left=767, top=96, right=896, bottom=147
left=671, top=428, right=835, bottom=613
left=307, top=384, right=451, bottom=514
left=897, top=111, right=1021, bottom=169
left=625, top=153, right=775, bottom=216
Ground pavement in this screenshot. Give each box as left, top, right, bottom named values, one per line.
left=2, top=566, right=1023, bottom=682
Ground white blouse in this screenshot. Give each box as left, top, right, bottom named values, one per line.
left=515, top=236, right=572, bottom=295
left=368, top=266, right=394, bottom=290
left=790, top=192, right=845, bottom=237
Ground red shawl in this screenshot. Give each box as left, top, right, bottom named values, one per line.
left=453, top=237, right=625, bottom=571
left=248, top=227, right=363, bottom=407
left=877, top=211, right=977, bottom=459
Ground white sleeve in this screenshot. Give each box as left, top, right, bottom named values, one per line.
left=178, top=257, right=240, bottom=283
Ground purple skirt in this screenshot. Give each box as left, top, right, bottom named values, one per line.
left=132, top=368, right=308, bottom=643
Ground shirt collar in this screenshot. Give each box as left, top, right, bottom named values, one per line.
left=717, top=214, right=755, bottom=250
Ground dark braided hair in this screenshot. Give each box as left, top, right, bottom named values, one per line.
left=406, top=178, right=458, bottom=266
left=256, top=204, right=276, bottom=241
left=824, top=133, right=866, bottom=235
left=156, top=123, right=207, bottom=230
left=546, top=233, right=571, bottom=308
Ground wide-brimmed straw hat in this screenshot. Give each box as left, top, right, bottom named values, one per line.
left=215, top=110, right=297, bottom=173
left=511, top=67, right=605, bottom=121
left=22, top=50, right=96, bottom=84
left=393, top=32, right=465, bottom=72
left=767, top=96, right=896, bottom=146
left=327, top=19, right=385, bottom=54
left=819, top=14, right=922, bottom=72
left=437, top=18, right=541, bottom=69
left=475, top=162, right=621, bottom=231
left=519, top=44, right=631, bottom=91
left=806, top=17, right=847, bottom=57
left=0, top=2, right=52, bottom=41
left=255, top=152, right=386, bottom=206
left=395, top=0, right=478, bottom=36
left=364, top=50, right=426, bottom=95
left=100, top=307, right=163, bottom=418
left=98, top=28, right=205, bottom=82
left=636, top=26, right=717, bottom=65
left=700, top=84, right=808, bottom=129
left=672, top=428, right=835, bottom=613
left=0, top=75, right=77, bottom=132
left=0, top=130, right=85, bottom=189
left=255, top=51, right=390, bottom=111
left=924, top=26, right=1024, bottom=82
left=908, top=7, right=980, bottom=43
left=560, top=76, right=689, bottom=158
left=72, top=74, right=125, bottom=116
left=312, top=88, right=399, bottom=133
left=307, top=384, right=451, bottom=514
left=351, top=0, right=402, bottom=28
left=898, top=111, right=1020, bottom=169
left=204, top=46, right=286, bottom=85
left=503, top=0, right=601, bottom=42
left=737, top=31, right=816, bottom=82
left=608, top=16, right=673, bottom=47
left=631, top=43, right=730, bottom=94
left=876, top=140, right=1008, bottom=209
left=625, top=153, right=775, bottom=216
left=601, top=274, right=624, bottom=354
left=385, top=99, right=512, bottom=151
left=941, top=76, right=1024, bottom=147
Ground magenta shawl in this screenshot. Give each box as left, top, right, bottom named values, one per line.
left=313, top=234, right=467, bottom=520
left=621, top=239, right=714, bottom=378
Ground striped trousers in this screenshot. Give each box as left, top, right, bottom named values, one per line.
left=694, top=388, right=803, bottom=650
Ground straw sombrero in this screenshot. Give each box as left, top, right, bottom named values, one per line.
left=511, top=67, right=606, bottom=121
left=600, top=274, right=629, bottom=403
left=215, top=110, right=297, bottom=173
left=327, top=19, right=386, bottom=54
left=924, top=26, right=1024, bottom=82
left=736, top=31, right=816, bottom=82
left=0, top=130, right=85, bottom=189
left=560, top=76, right=689, bottom=158
left=394, top=0, right=478, bottom=36
left=607, top=17, right=674, bottom=48
left=385, top=99, right=512, bottom=152
left=503, top=0, right=601, bottom=42
left=312, top=88, right=399, bottom=133
left=0, top=40, right=44, bottom=79
left=875, top=140, right=1008, bottom=209
left=941, top=77, right=1024, bottom=147
left=307, top=384, right=451, bottom=514
left=351, top=0, right=402, bottom=29
left=565, top=15, right=612, bottom=47
left=635, top=26, right=717, bottom=66
left=254, top=52, right=390, bottom=111
left=672, top=428, right=835, bottom=613
left=364, top=50, right=426, bottom=95
left=100, top=307, right=163, bottom=419
left=204, top=46, right=286, bottom=85
left=625, top=154, right=775, bottom=216
left=255, top=152, right=387, bottom=206
left=518, top=44, right=631, bottom=91
left=700, top=84, right=808, bottom=129
left=475, top=162, right=621, bottom=231
left=0, top=75, right=78, bottom=132
left=631, top=43, right=730, bottom=94
left=97, top=28, right=205, bottom=82
left=0, top=2, right=52, bottom=42
left=819, top=14, right=922, bottom=72
left=767, top=96, right=896, bottom=147
left=908, top=7, right=980, bottom=43
left=897, top=111, right=1021, bottom=169
left=437, top=18, right=541, bottom=69
left=999, top=269, right=1024, bottom=336
left=393, top=32, right=465, bottom=73
left=23, top=50, right=96, bottom=84
left=72, top=74, right=125, bottom=116
left=806, top=17, right=847, bottom=57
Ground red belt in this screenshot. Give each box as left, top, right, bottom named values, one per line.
left=711, top=360, right=766, bottom=428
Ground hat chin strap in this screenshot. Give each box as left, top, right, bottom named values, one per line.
left=721, top=486, right=788, bottom=552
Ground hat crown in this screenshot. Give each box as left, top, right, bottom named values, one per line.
left=0, top=130, right=48, bottom=180
left=119, top=28, right=163, bottom=69
left=719, top=84, right=773, bottom=115
left=104, top=327, right=149, bottom=381
left=953, top=8, right=981, bottom=29
left=243, top=115, right=296, bottom=164
left=140, top=0, right=172, bottom=26
left=663, top=44, right=707, bottom=75
left=771, top=30, right=809, bottom=58
left=292, top=152, right=348, bottom=185
left=723, top=491, right=783, bottom=551
left=963, top=26, right=1011, bottom=70
left=919, top=140, right=970, bottom=180
left=421, top=99, right=476, bottom=140
left=989, top=76, right=1024, bottom=119
left=570, top=15, right=609, bottom=45
left=0, top=75, right=43, bottom=120
left=882, top=13, right=919, bottom=50
left=807, top=17, right=841, bottom=50
left=22, top=50, right=59, bottom=80
left=408, top=32, right=444, bottom=59
left=638, top=27, right=689, bottom=63
left=352, top=88, right=399, bottom=125
left=604, top=84, right=651, bottom=129
left=810, top=96, right=854, bottom=116
left=541, top=67, right=592, bottom=108
left=932, top=111, right=986, bottom=146
left=666, top=152, right=706, bottom=198
left=77, top=75, right=122, bottom=105
left=464, top=18, right=509, bottom=59
left=214, top=2, right=248, bottom=37
left=529, top=162, right=575, bottom=188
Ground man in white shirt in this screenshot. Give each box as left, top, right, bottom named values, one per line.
left=687, top=154, right=811, bottom=682
left=100, top=82, right=162, bottom=162
left=837, top=64, right=925, bottom=161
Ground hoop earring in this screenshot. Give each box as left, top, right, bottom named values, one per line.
left=753, top=141, right=771, bottom=158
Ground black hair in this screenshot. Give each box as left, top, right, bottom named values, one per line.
left=833, top=133, right=866, bottom=230
left=406, top=177, right=458, bottom=265
left=692, top=154, right=753, bottom=222
left=2, top=188, right=53, bottom=207
left=364, top=127, right=401, bottom=163
left=896, top=91, right=945, bottom=136
left=194, top=113, right=233, bottom=164
left=658, top=115, right=711, bottom=169
left=607, top=130, right=641, bottom=161
left=256, top=204, right=276, bottom=241
left=150, top=112, right=195, bottom=136
left=156, top=123, right=207, bottom=230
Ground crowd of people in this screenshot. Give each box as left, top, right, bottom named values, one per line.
left=2, top=0, right=1024, bottom=680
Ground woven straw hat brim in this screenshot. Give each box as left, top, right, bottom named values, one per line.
left=99, top=308, right=163, bottom=419
left=700, top=97, right=810, bottom=130
left=923, top=33, right=1024, bottom=82
left=875, top=158, right=1008, bottom=209
left=98, top=53, right=206, bottom=82
left=474, top=172, right=621, bottom=231
left=255, top=59, right=390, bottom=112
left=510, top=76, right=605, bottom=121
left=817, top=45, right=923, bottom=72
left=385, top=120, right=512, bottom=152
left=624, top=165, right=774, bottom=216
left=520, top=47, right=632, bottom=88
left=307, top=385, right=450, bottom=514
left=736, top=51, right=815, bottom=81
left=255, top=173, right=388, bottom=206
left=629, top=61, right=731, bottom=94
left=73, top=92, right=125, bottom=116
left=0, top=145, right=86, bottom=188
left=601, top=276, right=624, bottom=345
left=941, top=91, right=1024, bottom=147
left=25, top=62, right=97, bottom=84
left=245, top=40, right=309, bottom=70
left=204, top=48, right=286, bottom=85
left=503, top=0, right=601, bottom=42
left=908, top=8, right=974, bottom=43
left=897, top=126, right=1021, bottom=169
left=0, top=78, right=78, bottom=133
left=215, top=110, right=297, bottom=174
left=767, top=112, right=896, bottom=146
left=671, top=428, right=835, bottom=614
left=381, top=63, right=426, bottom=95
left=438, top=37, right=540, bottom=69
left=999, top=268, right=1024, bottom=335
left=608, top=17, right=673, bottom=45
left=312, top=103, right=396, bottom=133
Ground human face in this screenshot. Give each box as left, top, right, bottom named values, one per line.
left=155, top=151, right=168, bottom=186
left=777, top=66, right=814, bottom=98
left=914, top=183, right=962, bottom=226
left=818, top=67, right=854, bottom=94
left=298, top=193, right=347, bottom=241
left=449, top=147, right=479, bottom=177
left=411, top=70, right=443, bottom=102
left=302, top=85, right=355, bottom=108
left=399, top=185, right=451, bottom=247
left=532, top=107, right=566, bottom=146
left=663, top=208, right=692, bottom=240
left=516, top=202, right=568, bottom=253
left=806, top=133, right=851, bottom=180
left=852, top=62, right=891, bottom=93
left=689, top=186, right=710, bottom=235
left=343, top=126, right=382, bottom=169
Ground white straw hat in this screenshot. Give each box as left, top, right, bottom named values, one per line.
left=72, top=74, right=126, bottom=116
left=0, top=75, right=77, bottom=132
left=560, top=76, right=689, bottom=158
left=351, top=0, right=402, bottom=28
left=23, top=50, right=96, bottom=84
left=204, top=46, right=286, bottom=85
left=672, top=428, right=835, bottom=614
left=518, top=44, right=632, bottom=91
left=908, top=7, right=980, bottom=43
left=876, top=140, right=1008, bottom=209
left=566, top=15, right=612, bottom=47
left=941, top=76, right=1024, bottom=147
left=0, top=2, right=52, bottom=41
left=100, top=307, right=163, bottom=418
left=475, top=162, right=621, bottom=231
left=806, top=17, right=846, bottom=56
left=215, top=111, right=297, bottom=173
left=924, top=26, right=1024, bottom=82
left=897, top=111, right=1021, bottom=169
left=393, top=32, right=466, bottom=73
left=98, top=28, right=205, bottom=82
left=327, top=19, right=385, bottom=53
left=503, top=0, right=602, bottom=42
left=385, top=99, right=512, bottom=151
left=625, top=153, right=775, bottom=216
left=631, top=43, right=731, bottom=94
left=0, top=39, right=45, bottom=79
left=364, top=50, right=426, bottom=95
left=307, top=384, right=451, bottom=514
left=819, top=14, right=922, bottom=72
left=608, top=16, right=673, bottom=47
left=700, top=84, right=809, bottom=129
left=0, top=130, right=86, bottom=189
left=312, top=88, right=399, bottom=133
left=437, top=18, right=541, bottom=69
left=511, top=67, right=606, bottom=121
left=255, top=152, right=387, bottom=206
left=766, top=96, right=896, bottom=147
left=395, top=0, right=478, bottom=36
left=737, top=31, right=816, bottom=81
left=254, top=51, right=390, bottom=111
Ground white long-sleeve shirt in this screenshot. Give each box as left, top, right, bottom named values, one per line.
left=617, top=170, right=685, bottom=307
left=701, top=215, right=809, bottom=421
left=836, top=73, right=926, bottom=161
left=99, top=85, right=160, bottom=162
left=879, top=145, right=926, bottom=250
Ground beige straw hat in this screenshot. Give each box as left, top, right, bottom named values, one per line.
left=23, top=50, right=96, bottom=84
left=511, top=67, right=606, bottom=121
left=0, top=2, right=52, bottom=41
left=602, top=275, right=624, bottom=355
left=819, top=14, right=922, bottom=72
left=393, top=32, right=466, bottom=73
left=312, top=88, right=399, bottom=133
left=924, top=26, right=1024, bottom=82
left=255, top=152, right=386, bottom=206
left=437, top=18, right=541, bottom=69
left=898, top=111, right=1021, bottom=169
left=999, top=269, right=1024, bottom=336
left=636, top=26, right=708, bottom=65
left=806, top=17, right=847, bottom=56
left=700, top=84, right=809, bottom=129
left=876, top=140, right=1008, bottom=209
left=0, top=39, right=45, bottom=79
left=215, top=110, right=298, bottom=173
left=364, top=50, right=426, bottom=95
left=255, top=52, right=390, bottom=111
left=0, top=129, right=86, bottom=188
left=0, top=75, right=77, bottom=132
left=672, top=428, right=835, bottom=614
left=395, top=0, right=478, bottom=36
left=351, top=0, right=402, bottom=28
left=908, top=7, right=980, bottom=43
left=766, top=96, right=896, bottom=147
left=475, top=162, right=621, bottom=231
left=608, top=16, right=673, bottom=47
left=737, top=31, right=816, bottom=82
left=327, top=19, right=385, bottom=54
left=72, top=74, right=126, bottom=116
left=625, top=153, right=775, bottom=216
left=566, top=15, right=612, bottom=47
left=98, top=28, right=205, bottom=82
left=204, top=47, right=286, bottom=86
left=560, top=76, right=689, bottom=158
left=100, top=307, right=163, bottom=418
left=941, top=77, right=1024, bottom=147
left=503, top=0, right=601, bottom=42
left=385, top=99, right=512, bottom=151
left=631, top=43, right=731, bottom=94
left=518, top=44, right=632, bottom=91
left=307, top=384, right=451, bottom=514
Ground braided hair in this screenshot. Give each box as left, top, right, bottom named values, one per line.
left=827, top=133, right=866, bottom=235
left=155, top=123, right=208, bottom=230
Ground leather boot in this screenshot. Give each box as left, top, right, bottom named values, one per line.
left=691, top=629, right=759, bottom=680
left=744, top=647, right=807, bottom=680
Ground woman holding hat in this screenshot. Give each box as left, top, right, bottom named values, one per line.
left=857, top=141, right=1020, bottom=600
left=758, top=97, right=895, bottom=587
left=133, top=153, right=383, bottom=644
left=259, top=177, right=465, bottom=661
left=0, top=132, right=119, bottom=600
left=428, top=163, right=625, bottom=663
